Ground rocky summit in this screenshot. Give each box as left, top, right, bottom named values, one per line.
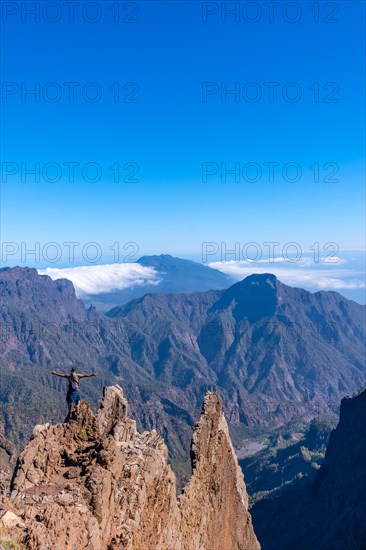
left=0, top=386, right=260, bottom=550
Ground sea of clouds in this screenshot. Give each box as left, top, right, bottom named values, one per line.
left=38, top=263, right=162, bottom=296
left=38, top=255, right=365, bottom=299
left=208, top=256, right=365, bottom=291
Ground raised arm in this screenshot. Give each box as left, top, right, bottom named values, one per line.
left=79, top=373, right=97, bottom=379
left=50, top=371, right=68, bottom=378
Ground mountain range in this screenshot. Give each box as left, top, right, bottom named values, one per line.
left=0, top=265, right=365, bottom=485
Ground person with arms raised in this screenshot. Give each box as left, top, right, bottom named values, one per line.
left=51, top=367, right=96, bottom=420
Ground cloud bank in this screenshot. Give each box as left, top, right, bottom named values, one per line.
left=208, top=257, right=365, bottom=291
left=38, top=256, right=365, bottom=300
left=38, top=263, right=161, bottom=296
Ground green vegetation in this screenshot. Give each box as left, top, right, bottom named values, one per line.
left=0, top=539, right=21, bottom=550
left=169, top=459, right=191, bottom=495
left=240, top=416, right=336, bottom=507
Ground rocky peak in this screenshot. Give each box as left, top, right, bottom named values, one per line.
left=2, top=386, right=259, bottom=549
left=179, top=392, right=259, bottom=549
left=212, top=273, right=279, bottom=322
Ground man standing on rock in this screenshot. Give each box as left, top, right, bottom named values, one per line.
left=51, top=368, right=97, bottom=420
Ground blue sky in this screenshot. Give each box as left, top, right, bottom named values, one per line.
left=1, top=1, right=365, bottom=300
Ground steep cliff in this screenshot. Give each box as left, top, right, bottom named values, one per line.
left=252, top=388, right=366, bottom=549
left=178, top=393, right=259, bottom=550
left=1, top=386, right=259, bottom=550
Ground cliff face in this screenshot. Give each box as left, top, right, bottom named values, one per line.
left=0, top=267, right=87, bottom=323
left=3, top=386, right=259, bottom=550
left=308, top=388, right=366, bottom=547
left=178, top=393, right=259, bottom=550
left=251, top=388, right=366, bottom=550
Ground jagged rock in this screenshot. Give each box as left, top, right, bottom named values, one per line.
left=178, top=392, right=260, bottom=550
left=6, top=385, right=259, bottom=549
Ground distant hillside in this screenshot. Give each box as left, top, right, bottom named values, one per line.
left=251, top=388, right=366, bottom=549
left=81, top=254, right=234, bottom=311
left=107, top=272, right=365, bottom=429
left=241, top=417, right=336, bottom=506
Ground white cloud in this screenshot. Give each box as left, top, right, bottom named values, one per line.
left=208, top=260, right=365, bottom=291
left=223, top=256, right=347, bottom=267
left=38, top=263, right=162, bottom=296
left=37, top=257, right=364, bottom=298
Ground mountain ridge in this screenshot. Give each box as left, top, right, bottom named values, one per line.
left=0, top=266, right=364, bottom=482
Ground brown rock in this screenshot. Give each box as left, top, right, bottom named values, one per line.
left=7, top=385, right=260, bottom=549
left=178, top=392, right=260, bottom=550
left=0, top=510, right=25, bottom=529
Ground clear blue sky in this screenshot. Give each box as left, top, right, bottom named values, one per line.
left=1, top=0, right=365, bottom=264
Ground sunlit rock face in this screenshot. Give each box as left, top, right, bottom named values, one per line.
left=7, top=385, right=260, bottom=550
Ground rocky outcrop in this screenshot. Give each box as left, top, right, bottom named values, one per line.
left=3, top=386, right=259, bottom=549
left=178, top=393, right=260, bottom=550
